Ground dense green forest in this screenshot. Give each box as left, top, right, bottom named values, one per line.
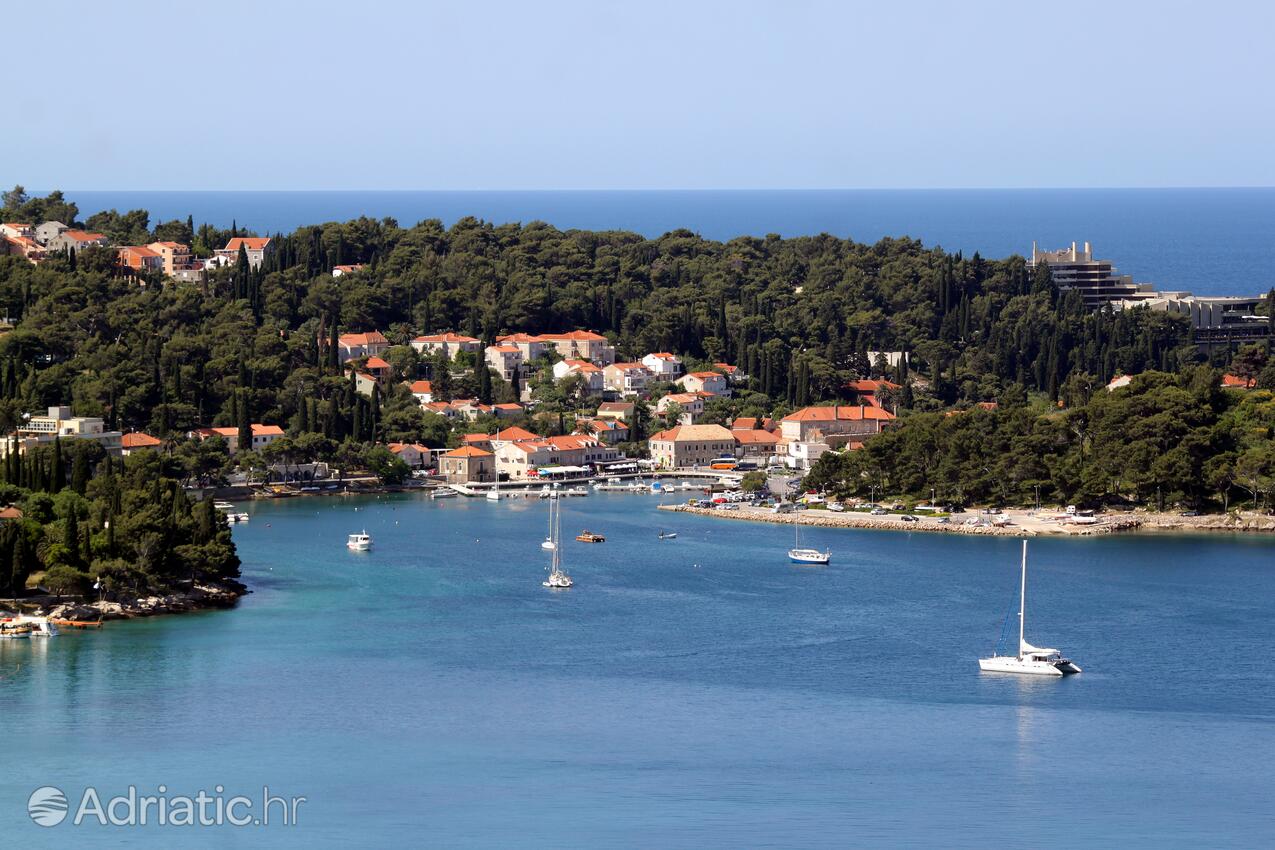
left=803, top=369, right=1275, bottom=510
left=1, top=187, right=1273, bottom=510
left=0, top=437, right=240, bottom=597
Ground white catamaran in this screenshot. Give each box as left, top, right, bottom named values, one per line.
left=788, top=508, right=830, bottom=565
left=542, top=496, right=572, bottom=589
left=979, top=540, right=1081, bottom=676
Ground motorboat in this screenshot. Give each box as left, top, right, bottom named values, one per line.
left=979, top=541, right=1081, bottom=676
left=13, top=615, right=58, bottom=637
left=575, top=531, right=605, bottom=543
left=657, top=531, right=678, bottom=540
left=347, top=531, right=373, bottom=551
left=788, top=509, right=830, bottom=564
left=431, top=487, right=457, bottom=499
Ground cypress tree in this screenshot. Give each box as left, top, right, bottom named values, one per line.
left=352, top=399, right=364, bottom=442
left=71, top=450, right=90, bottom=495
left=81, top=526, right=93, bottom=566
left=477, top=363, right=493, bottom=404
left=369, top=386, right=381, bottom=441
left=64, top=509, right=80, bottom=564
left=237, top=391, right=252, bottom=456
left=51, top=438, right=64, bottom=493
left=328, top=320, right=340, bottom=373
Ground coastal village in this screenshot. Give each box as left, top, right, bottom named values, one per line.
left=1, top=219, right=1271, bottom=507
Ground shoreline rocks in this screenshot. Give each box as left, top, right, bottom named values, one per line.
left=659, top=505, right=1275, bottom=538
left=41, top=579, right=249, bottom=622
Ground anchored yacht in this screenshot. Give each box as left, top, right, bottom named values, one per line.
left=979, top=541, right=1081, bottom=676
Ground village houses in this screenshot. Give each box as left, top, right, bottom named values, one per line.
left=337, top=331, right=390, bottom=363
left=552, top=359, right=605, bottom=394
left=647, top=424, right=736, bottom=469
left=215, top=237, right=274, bottom=269
left=676, top=371, right=730, bottom=397
left=410, top=332, right=482, bottom=359
left=656, top=392, right=709, bottom=424
left=603, top=362, right=653, bottom=397
left=439, top=446, right=495, bottom=484
left=641, top=352, right=683, bottom=379
left=189, top=423, right=285, bottom=455
left=485, top=345, right=524, bottom=382
left=2, top=406, right=123, bottom=457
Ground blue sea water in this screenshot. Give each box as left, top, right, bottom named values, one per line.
left=1, top=492, right=1272, bottom=847
left=61, top=188, right=1275, bottom=297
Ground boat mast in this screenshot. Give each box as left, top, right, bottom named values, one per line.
left=1018, top=539, right=1027, bottom=655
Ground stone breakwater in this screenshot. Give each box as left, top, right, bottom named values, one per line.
left=660, top=505, right=1275, bottom=537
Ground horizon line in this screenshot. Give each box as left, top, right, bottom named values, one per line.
left=24, top=185, right=1275, bottom=194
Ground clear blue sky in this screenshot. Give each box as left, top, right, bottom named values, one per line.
left=9, top=0, right=1274, bottom=190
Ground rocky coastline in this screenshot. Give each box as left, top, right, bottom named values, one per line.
left=10, top=579, right=250, bottom=624
left=659, top=504, right=1275, bottom=537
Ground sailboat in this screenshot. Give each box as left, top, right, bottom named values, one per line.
left=541, top=495, right=556, bottom=550
left=543, top=496, right=572, bottom=589
left=788, top=508, right=830, bottom=564
left=656, top=488, right=677, bottom=539
left=979, top=541, right=1081, bottom=676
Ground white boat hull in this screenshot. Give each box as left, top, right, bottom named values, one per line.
left=978, top=656, right=1081, bottom=676
left=789, top=548, right=831, bottom=565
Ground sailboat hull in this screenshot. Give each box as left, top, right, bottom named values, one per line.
left=978, top=656, right=1079, bottom=676
left=788, top=549, right=830, bottom=565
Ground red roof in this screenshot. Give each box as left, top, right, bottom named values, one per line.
left=408, top=380, right=433, bottom=394
left=496, top=426, right=540, bottom=442
left=686, top=371, right=724, bottom=379
left=541, top=330, right=608, bottom=342
left=224, top=237, right=271, bottom=251
left=845, top=379, right=901, bottom=393
left=251, top=424, right=285, bottom=436
left=734, top=430, right=779, bottom=445
left=64, top=230, right=105, bottom=242
left=121, top=432, right=162, bottom=449
left=443, top=446, right=493, bottom=458
left=783, top=405, right=895, bottom=422
left=1222, top=374, right=1254, bottom=389
left=413, top=332, right=479, bottom=344
left=339, top=331, right=388, bottom=347
left=364, top=356, right=390, bottom=369
left=489, top=345, right=520, bottom=353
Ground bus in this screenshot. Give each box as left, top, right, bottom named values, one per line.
left=708, top=457, right=738, bottom=471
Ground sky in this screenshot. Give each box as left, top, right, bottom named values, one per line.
left=7, top=0, right=1274, bottom=190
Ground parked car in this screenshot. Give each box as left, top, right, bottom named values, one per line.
left=870, top=508, right=887, bottom=516
left=827, top=502, right=845, bottom=512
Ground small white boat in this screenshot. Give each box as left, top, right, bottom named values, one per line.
left=213, top=501, right=235, bottom=510
left=788, top=511, right=830, bottom=564
left=347, top=530, right=373, bottom=551
left=658, top=531, right=678, bottom=540
left=431, top=488, right=457, bottom=499
left=979, top=541, right=1081, bottom=676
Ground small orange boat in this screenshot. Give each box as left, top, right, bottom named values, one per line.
left=575, top=530, right=605, bottom=543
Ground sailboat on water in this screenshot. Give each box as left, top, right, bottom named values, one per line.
left=656, top=487, right=677, bottom=539
left=788, top=507, right=830, bottom=564
left=979, top=541, right=1081, bottom=676
left=543, top=495, right=572, bottom=589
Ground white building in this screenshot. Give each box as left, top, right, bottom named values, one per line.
left=485, top=345, right=524, bottom=382
left=410, top=332, right=483, bottom=359
left=552, top=359, right=605, bottom=394
left=4, top=406, right=123, bottom=456
left=641, top=352, right=683, bottom=378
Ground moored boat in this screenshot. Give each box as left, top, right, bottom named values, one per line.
left=978, top=541, right=1081, bottom=676
left=347, top=530, right=373, bottom=551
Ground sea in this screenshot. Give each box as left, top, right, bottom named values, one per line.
left=61, top=188, right=1275, bottom=297
left=1, top=492, right=1272, bottom=847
